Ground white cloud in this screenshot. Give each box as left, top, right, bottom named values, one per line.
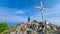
left=45, top=3, right=60, bottom=26
left=45, top=3, right=60, bottom=16
left=48, top=17, right=60, bottom=25
left=16, top=9, right=25, bottom=14
left=0, top=7, right=27, bottom=23
left=0, top=16, right=27, bottom=23
left=30, top=13, right=41, bottom=21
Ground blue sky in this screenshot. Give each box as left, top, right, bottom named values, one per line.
left=0, top=0, right=60, bottom=26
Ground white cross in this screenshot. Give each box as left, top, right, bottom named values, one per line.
left=35, top=1, right=47, bottom=23
left=35, top=1, right=48, bottom=34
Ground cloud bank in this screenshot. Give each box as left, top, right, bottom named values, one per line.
left=45, top=3, right=60, bottom=25
left=0, top=7, right=27, bottom=23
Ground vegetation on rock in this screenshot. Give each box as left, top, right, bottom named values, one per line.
left=0, top=22, right=9, bottom=33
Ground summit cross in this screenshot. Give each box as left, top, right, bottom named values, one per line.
left=35, top=1, right=47, bottom=23
left=35, top=0, right=48, bottom=34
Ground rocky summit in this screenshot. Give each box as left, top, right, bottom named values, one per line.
left=0, top=22, right=60, bottom=34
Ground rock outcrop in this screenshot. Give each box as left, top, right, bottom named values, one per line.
left=1, top=22, right=60, bottom=34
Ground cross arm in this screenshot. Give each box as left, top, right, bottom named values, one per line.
left=34, top=6, right=41, bottom=9
left=43, top=8, right=48, bottom=10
